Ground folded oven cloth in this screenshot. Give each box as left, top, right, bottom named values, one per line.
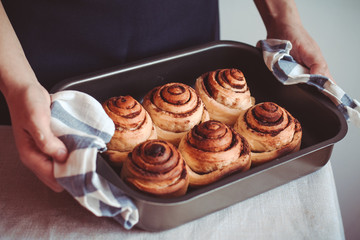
left=257, top=39, right=360, bottom=128
left=50, top=90, right=139, bottom=230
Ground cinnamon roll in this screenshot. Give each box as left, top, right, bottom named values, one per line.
left=121, top=139, right=189, bottom=198
left=195, top=68, right=255, bottom=126
left=142, top=82, right=210, bottom=146
left=102, top=96, right=157, bottom=167
left=234, top=102, right=302, bottom=166
left=178, top=120, right=251, bottom=187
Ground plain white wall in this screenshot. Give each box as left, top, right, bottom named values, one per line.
left=219, top=0, right=360, bottom=239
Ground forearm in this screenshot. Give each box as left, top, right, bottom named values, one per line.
left=0, top=1, right=38, bottom=98
left=254, top=0, right=303, bottom=38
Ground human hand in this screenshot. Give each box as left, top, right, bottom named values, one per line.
left=254, top=0, right=333, bottom=81
left=6, top=83, right=68, bottom=192
left=267, top=24, right=333, bottom=81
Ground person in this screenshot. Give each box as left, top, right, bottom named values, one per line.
left=0, top=0, right=332, bottom=192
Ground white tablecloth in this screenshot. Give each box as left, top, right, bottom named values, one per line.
left=0, top=126, right=344, bottom=240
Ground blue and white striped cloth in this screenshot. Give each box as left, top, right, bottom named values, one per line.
left=50, top=90, right=139, bottom=229
left=258, top=39, right=360, bottom=128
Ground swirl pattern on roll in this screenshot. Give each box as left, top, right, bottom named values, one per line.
left=142, top=82, right=209, bottom=146
left=102, top=96, right=157, bottom=166
left=178, top=120, right=251, bottom=187
left=234, top=102, right=302, bottom=166
left=195, top=68, right=255, bottom=125
left=120, top=139, right=189, bottom=197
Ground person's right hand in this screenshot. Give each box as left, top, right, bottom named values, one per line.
left=254, top=0, right=333, bottom=81
left=266, top=23, right=333, bottom=81
left=6, top=82, right=68, bottom=192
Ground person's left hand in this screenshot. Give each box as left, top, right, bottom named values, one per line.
left=267, top=24, right=333, bottom=81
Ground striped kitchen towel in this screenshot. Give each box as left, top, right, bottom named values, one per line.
left=50, top=90, right=139, bottom=229
left=258, top=39, right=360, bottom=128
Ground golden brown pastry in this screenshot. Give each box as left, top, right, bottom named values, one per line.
left=178, top=120, right=251, bottom=187
left=142, top=82, right=210, bottom=146
left=120, top=139, right=189, bottom=198
left=195, top=68, right=255, bottom=126
left=102, top=95, right=157, bottom=167
left=234, top=102, right=302, bottom=166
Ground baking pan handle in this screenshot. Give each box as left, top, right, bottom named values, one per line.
left=51, top=90, right=139, bottom=230
left=95, top=153, right=140, bottom=229
left=257, top=39, right=360, bottom=128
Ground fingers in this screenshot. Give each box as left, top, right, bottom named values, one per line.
left=31, top=126, right=68, bottom=163
left=18, top=132, right=64, bottom=192
left=309, top=62, right=334, bottom=82
left=26, top=105, right=68, bottom=163
left=33, top=158, right=65, bottom=192
left=292, top=38, right=334, bottom=81
left=35, top=171, right=64, bottom=192
left=269, top=25, right=334, bottom=82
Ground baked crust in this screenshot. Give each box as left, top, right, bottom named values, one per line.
left=121, top=139, right=189, bottom=198
left=102, top=96, right=157, bottom=167
left=234, top=102, right=302, bottom=166
left=142, top=82, right=210, bottom=146
left=179, top=120, right=251, bottom=187
left=195, top=68, right=255, bottom=126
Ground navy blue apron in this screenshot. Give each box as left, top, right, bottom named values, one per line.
left=0, top=0, right=220, bottom=124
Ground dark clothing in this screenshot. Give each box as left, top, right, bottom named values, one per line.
left=0, top=0, right=220, bottom=124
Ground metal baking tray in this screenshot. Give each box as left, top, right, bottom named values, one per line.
left=51, top=40, right=348, bottom=231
